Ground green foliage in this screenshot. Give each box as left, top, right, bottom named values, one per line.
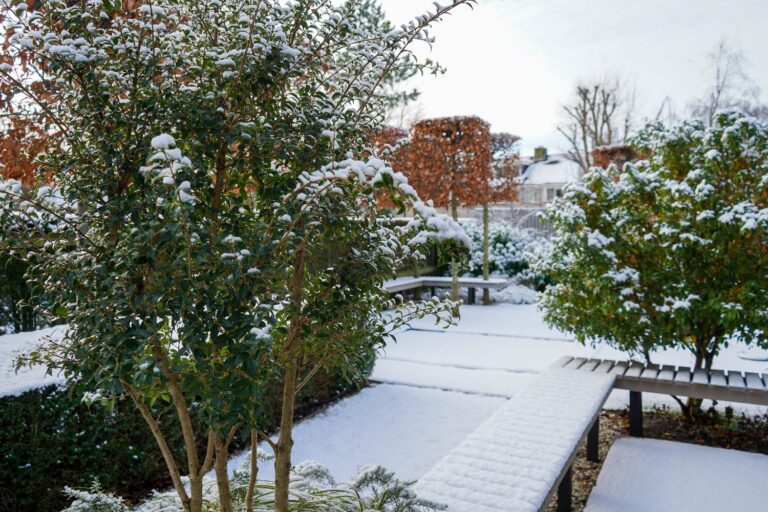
left=536, top=111, right=768, bottom=368
left=0, top=1, right=471, bottom=509
left=0, top=253, right=38, bottom=334
left=0, top=385, right=200, bottom=511
left=132, top=460, right=445, bottom=512
left=343, top=0, right=423, bottom=113
left=0, top=349, right=371, bottom=512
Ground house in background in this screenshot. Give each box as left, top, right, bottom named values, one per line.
left=517, top=147, right=581, bottom=206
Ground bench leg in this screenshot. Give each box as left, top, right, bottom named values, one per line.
left=587, top=417, right=599, bottom=462
left=629, top=391, right=643, bottom=437
left=468, top=287, right=476, bottom=304
left=557, top=465, right=573, bottom=512
left=430, top=286, right=436, bottom=298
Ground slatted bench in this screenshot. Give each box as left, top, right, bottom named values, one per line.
left=414, top=366, right=616, bottom=512
left=383, top=276, right=509, bottom=304
left=553, top=356, right=768, bottom=436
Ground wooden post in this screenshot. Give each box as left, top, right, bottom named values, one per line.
left=587, top=417, right=599, bottom=462
left=468, top=287, right=476, bottom=304
left=557, top=465, right=572, bottom=512
left=629, top=391, right=643, bottom=437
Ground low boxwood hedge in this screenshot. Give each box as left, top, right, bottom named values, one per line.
left=0, top=352, right=373, bottom=512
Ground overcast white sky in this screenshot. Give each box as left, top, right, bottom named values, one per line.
left=379, top=0, right=768, bottom=155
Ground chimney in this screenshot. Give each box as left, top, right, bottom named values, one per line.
left=534, top=146, right=548, bottom=161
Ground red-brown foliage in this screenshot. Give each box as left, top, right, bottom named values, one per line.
left=367, top=118, right=518, bottom=210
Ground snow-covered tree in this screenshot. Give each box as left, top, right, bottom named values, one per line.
left=536, top=110, right=768, bottom=417
left=0, top=1, right=472, bottom=511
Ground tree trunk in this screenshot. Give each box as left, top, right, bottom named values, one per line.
left=682, top=342, right=715, bottom=421
left=482, top=203, right=491, bottom=305
left=274, top=362, right=299, bottom=512
left=189, top=477, right=204, bottom=512
left=245, top=430, right=258, bottom=512
left=450, top=194, right=460, bottom=308
left=214, top=435, right=234, bottom=512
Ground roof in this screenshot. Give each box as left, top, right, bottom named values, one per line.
left=521, top=155, right=581, bottom=185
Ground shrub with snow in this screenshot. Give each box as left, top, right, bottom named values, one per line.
left=536, top=110, right=768, bottom=416
left=0, top=1, right=473, bottom=511
left=458, top=219, right=549, bottom=288
left=71, top=459, right=445, bottom=512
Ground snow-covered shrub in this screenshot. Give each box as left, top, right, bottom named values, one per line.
left=489, top=283, right=538, bottom=305
left=0, top=1, right=473, bottom=511
left=459, top=219, right=549, bottom=285
left=133, top=458, right=444, bottom=512
left=61, top=481, right=127, bottom=512
left=536, top=110, right=768, bottom=416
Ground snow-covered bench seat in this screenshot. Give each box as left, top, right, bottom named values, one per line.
left=414, top=366, right=616, bottom=512
left=554, top=356, right=768, bottom=436
left=383, top=276, right=508, bottom=304
left=584, top=438, right=768, bottom=512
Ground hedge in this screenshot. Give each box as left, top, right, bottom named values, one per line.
left=0, top=351, right=374, bottom=512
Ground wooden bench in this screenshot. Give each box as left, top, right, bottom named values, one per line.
left=414, top=366, right=615, bottom=512
left=383, top=276, right=509, bottom=304
left=553, top=356, right=768, bottom=436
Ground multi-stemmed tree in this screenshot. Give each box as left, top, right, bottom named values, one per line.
left=536, top=110, right=768, bottom=418
left=0, top=1, right=472, bottom=512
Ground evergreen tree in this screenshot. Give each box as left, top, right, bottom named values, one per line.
left=0, top=1, right=473, bottom=511
left=536, top=110, right=768, bottom=418
left=344, top=0, right=425, bottom=116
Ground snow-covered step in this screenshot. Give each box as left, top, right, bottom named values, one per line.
left=414, top=366, right=615, bottom=512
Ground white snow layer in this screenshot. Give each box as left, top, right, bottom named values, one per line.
left=0, top=326, right=66, bottom=397
left=375, top=304, right=768, bottom=415
left=414, top=367, right=615, bottom=512
left=584, top=438, right=768, bottom=512
left=225, top=383, right=504, bottom=482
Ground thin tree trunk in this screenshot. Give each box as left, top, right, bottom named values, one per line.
left=450, top=194, right=460, bottom=307
left=214, top=435, right=234, bottom=512
left=274, top=362, right=299, bottom=512
left=482, top=203, right=491, bottom=305
left=151, top=346, right=206, bottom=512
left=124, top=384, right=194, bottom=512
left=683, top=341, right=714, bottom=421
left=274, top=245, right=306, bottom=512
left=245, top=430, right=259, bottom=512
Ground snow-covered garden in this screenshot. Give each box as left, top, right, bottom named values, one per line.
left=1, top=0, right=768, bottom=511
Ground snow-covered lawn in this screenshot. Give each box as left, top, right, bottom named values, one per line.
left=375, top=303, right=768, bottom=412
left=228, top=384, right=504, bottom=482
left=3, top=302, right=768, bottom=489
left=584, top=438, right=768, bottom=512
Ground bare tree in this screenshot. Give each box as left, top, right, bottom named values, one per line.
left=558, top=76, right=636, bottom=173
left=688, top=41, right=768, bottom=124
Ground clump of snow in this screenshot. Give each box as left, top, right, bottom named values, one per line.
left=150, top=133, right=175, bottom=150
left=490, top=283, right=538, bottom=305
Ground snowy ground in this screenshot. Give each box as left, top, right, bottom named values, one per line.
left=3, top=302, right=768, bottom=486
left=226, top=302, right=768, bottom=482
left=584, top=438, right=768, bottom=512
left=0, top=325, right=65, bottom=397
left=374, top=303, right=768, bottom=412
